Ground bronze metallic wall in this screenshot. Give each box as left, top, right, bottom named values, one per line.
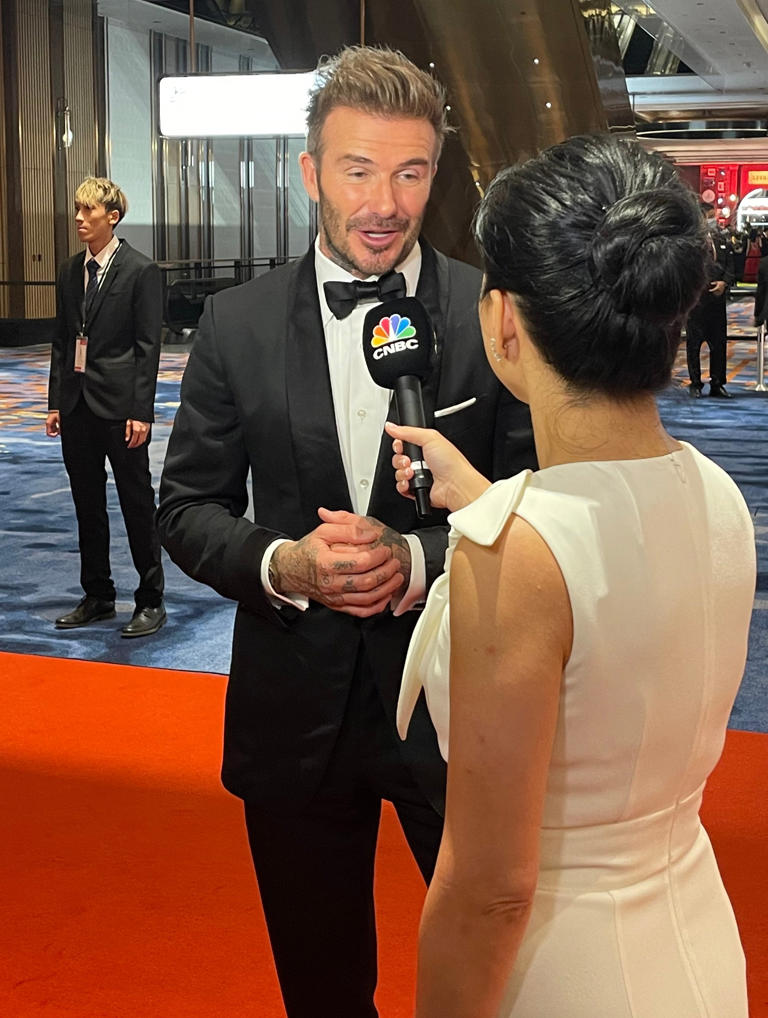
left=0, top=0, right=631, bottom=318
left=0, top=0, right=103, bottom=319
left=255, top=0, right=632, bottom=263
left=0, top=4, right=9, bottom=318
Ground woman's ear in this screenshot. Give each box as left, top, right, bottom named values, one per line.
left=480, top=288, right=506, bottom=345
left=500, top=292, right=522, bottom=361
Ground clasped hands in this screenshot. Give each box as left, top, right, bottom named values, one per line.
left=270, top=424, right=491, bottom=617
left=271, top=510, right=411, bottom=618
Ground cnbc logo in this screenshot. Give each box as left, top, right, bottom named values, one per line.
left=371, top=313, right=418, bottom=360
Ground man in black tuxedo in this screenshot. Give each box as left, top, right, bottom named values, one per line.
left=686, top=202, right=736, bottom=398
left=158, top=47, right=535, bottom=1018
left=47, top=177, right=166, bottom=637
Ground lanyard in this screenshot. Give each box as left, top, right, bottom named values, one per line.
left=80, top=242, right=120, bottom=331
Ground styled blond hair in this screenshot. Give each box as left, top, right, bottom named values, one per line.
left=306, top=45, right=451, bottom=158
left=74, top=177, right=128, bottom=222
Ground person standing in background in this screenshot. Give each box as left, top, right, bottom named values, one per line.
left=755, top=251, right=768, bottom=329
left=686, top=201, right=736, bottom=398
left=743, top=226, right=767, bottom=283
left=157, top=46, right=535, bottom=1018
left=728, top=226, right=747, bottom=283
left=47, top=177, right=166, bottom=637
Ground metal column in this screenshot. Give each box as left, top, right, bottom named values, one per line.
left=756, top=324, right=767, bottom=392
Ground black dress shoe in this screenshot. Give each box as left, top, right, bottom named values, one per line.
left=688, top=383, right=703, bottom=398
left=55, top=595, right=116, bottom=629
left=709, top=384, right=733, bottom=398
left=121, top=603, right=167, bottom=638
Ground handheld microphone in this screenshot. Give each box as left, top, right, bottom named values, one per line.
left=362, top=297, right=434, bottom=519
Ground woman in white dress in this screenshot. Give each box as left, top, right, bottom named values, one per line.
left=387, top=134, right=755, bottom=1018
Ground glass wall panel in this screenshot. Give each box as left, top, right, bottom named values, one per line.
left=210, top=139, right=242, bottom=267
left=210, top=51, right=241, bottom=269
left=251, top=138, right=278, bottom=260
left=103, top=3, right=315, bottom=272
left=105, top=20, right=153, bottom=257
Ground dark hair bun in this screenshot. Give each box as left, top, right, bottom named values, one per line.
left=589, top=190, right=707, bottom=323
left=474, top=134, right=709, bottom=395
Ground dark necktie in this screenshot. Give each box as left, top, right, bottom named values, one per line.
left=84, top=259, right=99, bottom=316
left=323, top=269, right=406, bottom=321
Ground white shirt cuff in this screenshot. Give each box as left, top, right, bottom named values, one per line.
left=392, top=533, right=426, bottom=616
left=262, top=539, right=309, bottom=612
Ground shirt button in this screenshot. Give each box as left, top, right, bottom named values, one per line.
left=357, top=408, right=367, bottom=419
left=360, top=478, right=369, bottom=489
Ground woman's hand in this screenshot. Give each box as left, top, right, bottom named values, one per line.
left=385, top=422, right=491, bottom=513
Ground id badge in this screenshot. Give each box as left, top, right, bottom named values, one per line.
left=74, top=334, right=88, bottom=373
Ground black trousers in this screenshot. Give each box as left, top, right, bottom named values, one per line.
left=60, top=396, right=164, bottom=607
left=244, top=654, right=444, bottom=1018
left=686, top=300, right=728, bottom=387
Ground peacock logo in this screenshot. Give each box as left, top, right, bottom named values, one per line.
left=371, top=314, right=417, bottom=348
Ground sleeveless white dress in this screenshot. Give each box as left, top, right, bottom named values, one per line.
left=398, top=443, right=755, bottom=1017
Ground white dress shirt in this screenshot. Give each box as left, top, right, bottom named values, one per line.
left=82, top=234, right=120, bottom=310
left=262, top=239, right=428, bottom=615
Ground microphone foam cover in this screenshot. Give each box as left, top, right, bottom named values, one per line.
left=362, top=297, right=434, bottom=387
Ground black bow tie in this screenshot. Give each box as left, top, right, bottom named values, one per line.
left=323, top=270, right=407, bottom=321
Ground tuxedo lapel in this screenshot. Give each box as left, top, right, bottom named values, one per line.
left=68, top=252, right=86, bottom=329
left=414, top=240, right=447, bottom=421
left=284, top=250, right=353, bottom=528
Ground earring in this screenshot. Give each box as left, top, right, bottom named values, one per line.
left=489, top=336, right=503, bottom=363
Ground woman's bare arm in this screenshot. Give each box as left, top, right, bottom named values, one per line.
left=414, top=516, right=572, bottom=1018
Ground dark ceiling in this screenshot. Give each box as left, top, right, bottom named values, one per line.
left=144, top=0, right=363, bottom=66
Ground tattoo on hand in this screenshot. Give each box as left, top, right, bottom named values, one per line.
left=365, top=519, right=411, bottom=588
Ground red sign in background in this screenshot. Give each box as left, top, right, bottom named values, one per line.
left=742, top=165, right=768, bottom=191
left=695, top=163, right=768, bottom=224
left=699, top=164, right=740, bottom=219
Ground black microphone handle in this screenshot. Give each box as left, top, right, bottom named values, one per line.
left=394, top=376, right=434, bottom=519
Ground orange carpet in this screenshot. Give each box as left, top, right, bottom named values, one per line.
left=0, top=651, right=765, bottom=1017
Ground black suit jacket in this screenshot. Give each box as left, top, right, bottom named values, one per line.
left=158, top=242, right=536, bottom=811
left=48, top=239, right=163, bottom=421
left=755, top=256, right=768, bottom=326
left=689, top=231, right=736, bottom=323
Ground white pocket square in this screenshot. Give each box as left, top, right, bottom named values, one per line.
left=433, top=397, right=477, bottom=419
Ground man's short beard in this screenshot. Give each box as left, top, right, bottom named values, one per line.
left=321, top=204, right=367, bottom=277
left=317, top=184, right=422, bottom=278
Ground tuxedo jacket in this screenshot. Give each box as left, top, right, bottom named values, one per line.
left=48, top=239, right=163, bottom=422
left=688, top=232, right=736, bottom=324
left=158, top=241, right=536, bottom=811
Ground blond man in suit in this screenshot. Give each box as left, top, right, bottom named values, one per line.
left=47, top=177, right=165, bottom=637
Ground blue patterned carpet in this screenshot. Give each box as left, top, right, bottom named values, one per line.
left=0, top=345, right=235, bottom=674
left=1, top=333, right=766, bottom=731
